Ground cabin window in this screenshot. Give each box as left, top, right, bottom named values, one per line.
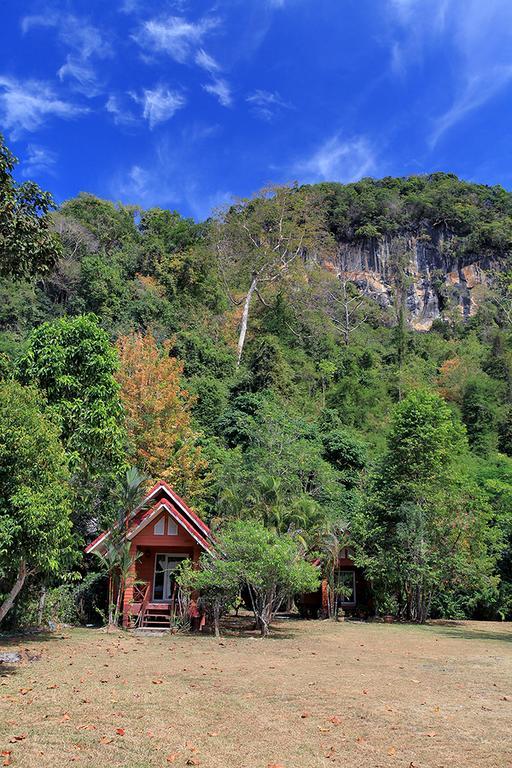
left=167, top=519, right=178, bottom=536
left=337, top=570, right=356, bottom=605
left=153, top=518, right=165, bottom=535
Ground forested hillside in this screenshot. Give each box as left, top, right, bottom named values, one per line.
left=1, top=134, right=512, bottom=625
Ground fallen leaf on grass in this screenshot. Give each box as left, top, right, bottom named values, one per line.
left=19, top=688, right=32, bottom=695
left=9, top=735, right=26, bottom=744
left=267, top=764, right=286, bottom=768
left=388, top=746, right=397, bottom=756
left=60, top=713, right=71, bottom=722
left=99, top=737, right=113, bottom=745
left=152, top=679, right=163, bottom=685
left=207, top=732, right=219, bottom=737
left=76, top=725, right=96, bottom=731
left=186, top=759, right=200, bottom=766
left=47, top=684, right=59, bottom=689
left=115, top=728, right=125, bottom=736
left=328, top=716, right=342, bottom=725
left=166, top=755, right=180, bottom=764
left=300, top=712, right=310, bottom=718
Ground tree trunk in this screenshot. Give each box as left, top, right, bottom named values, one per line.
left=343, top=285, right=350, bottom=346
left=214, top=606, right=221, bottom=638
left=107, top=574, right=115, bottom=629
left=0, top=561, right=28, bottom=625
left=237, top=276, right=258, bottom=367
left=113, top=574, right=124, bottom=628
left=37, top=585, right=47, bottom=627
left=259, top=610, right=270, bottom=637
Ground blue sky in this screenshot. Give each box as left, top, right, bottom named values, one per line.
left=1, top=0, right=512, bottom=220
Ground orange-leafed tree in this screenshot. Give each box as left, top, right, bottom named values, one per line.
left=116, top=332, right=208, bottom=502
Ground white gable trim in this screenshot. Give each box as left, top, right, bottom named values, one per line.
left=127, top=502, right=210, bottom=551
left=85, top=531, right=109, bottom=555
left=144, top=482, right=211, bottom=538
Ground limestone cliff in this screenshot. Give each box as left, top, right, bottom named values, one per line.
left=323, top=230, right=495, bottom=330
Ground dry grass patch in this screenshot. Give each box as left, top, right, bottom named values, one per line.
left=0, top=619, right=511, bottom=767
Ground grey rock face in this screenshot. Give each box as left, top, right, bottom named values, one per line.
left=323, top=232, right=492, bottom=330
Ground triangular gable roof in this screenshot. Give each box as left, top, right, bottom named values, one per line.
left=84, top=481, right=213, bottom=555
left=127, top=498, right=213, bottom=552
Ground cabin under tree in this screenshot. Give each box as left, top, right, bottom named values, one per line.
left=85, top=481, right=214, bottom=628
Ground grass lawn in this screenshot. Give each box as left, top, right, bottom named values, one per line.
left=0, top=618, right=511, bottom=768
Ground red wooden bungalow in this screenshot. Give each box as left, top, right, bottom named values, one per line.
left=85, top=481, right=214, bottom=628
left=298, top=546, right=372, bottom=619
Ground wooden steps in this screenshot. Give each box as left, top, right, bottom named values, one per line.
left=141, top=602, right=172, bottom=628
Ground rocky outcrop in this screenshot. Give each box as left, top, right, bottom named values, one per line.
left=324, top=230, right=494, bottom=330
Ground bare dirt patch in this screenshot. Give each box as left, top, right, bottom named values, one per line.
left=1, top=619, right=511, bottom=767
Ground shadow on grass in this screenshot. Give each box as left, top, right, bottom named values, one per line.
left=184, top=613, right=301, bottom=641
left=0, top=631, right=69, bottom=677
left=424, top=623, right=512, bottom=645
left=439, top=628, right=512, bottom=644
left=0, top=630, right=67, bottom=647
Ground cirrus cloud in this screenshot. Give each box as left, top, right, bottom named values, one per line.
left=0, top=75, right=87, bottom=139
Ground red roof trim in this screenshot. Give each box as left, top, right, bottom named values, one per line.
left=84, top=530, right=108, bottom=554
left=144, top=480, right=212, bottom=538
left=84, top=480, right=213, bottom=555
left=128, top=498, right=213, bottom=552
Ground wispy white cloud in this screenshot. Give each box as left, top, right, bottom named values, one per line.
left=203, top=78, right=232, bottom=107
left=134, top=15, right=219, bottom=64
left=0, top=75, right=87, bottom=139
left=293, top=134, right=376, bottom=183
left=111, top=131, right=229, bottom=219
left=430, top=66, right=512, bottom=147
left=246, top=89, right=291, bottom=120
left=386, top=0, right=512, bottom=145
left=195, top=48, right=221, bottom=73
left=105, top=94, right=138, bottom=126
left=21, top=144, right=58, bottom=177
left=132, top=85, right=187, bottom=128
left=21, top=14, right=112, bottom=96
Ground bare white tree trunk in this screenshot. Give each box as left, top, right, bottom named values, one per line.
left=0, top=561, right=28, bottom=625
left=237, top=275, right=258, bottom=367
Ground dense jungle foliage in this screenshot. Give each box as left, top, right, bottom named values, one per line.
left=1, top=134, right=512, bottom=626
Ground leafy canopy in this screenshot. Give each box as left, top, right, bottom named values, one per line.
left=0, top=134, right=61, bottom=279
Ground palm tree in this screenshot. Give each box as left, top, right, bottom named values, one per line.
left=94, top=467, right=149, bottom=629
left=318, top=519, right=350, bottom=620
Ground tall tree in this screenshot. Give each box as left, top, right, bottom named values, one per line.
left=213, top=184, right=326, bottom=366
left=354, top=390, right=497, bottom=622
left=0, top=134, right=62, bottom=279
left=116, top=331, right=208, bottom=501
left=16, top=314, right=126, bottom=529
left=0, top=382, right=73, bottom=624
